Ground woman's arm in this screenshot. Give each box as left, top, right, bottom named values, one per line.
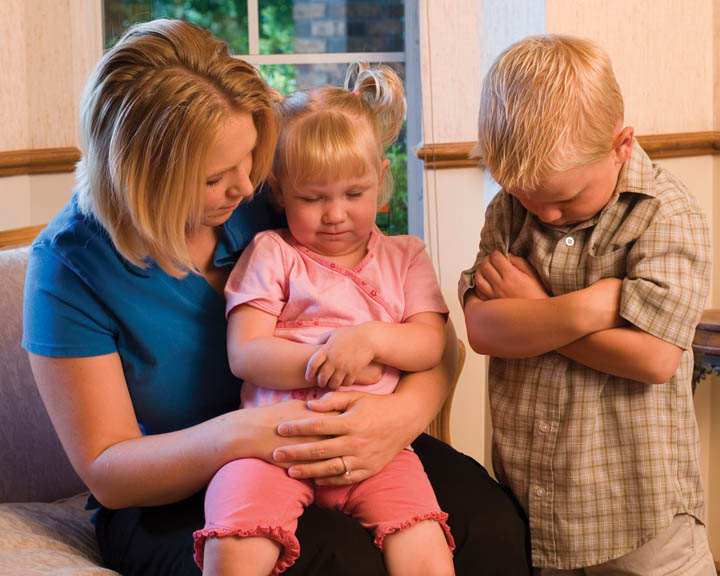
left=29, top=352, right=324, bottom=509
left=272, top=320, right=459, bottom=486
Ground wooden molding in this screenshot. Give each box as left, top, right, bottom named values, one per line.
left=0, top=147, right=81, bottom=177
left=0, top=224, right=46, bottom=250
left=417, top=131, right=720, bottom=169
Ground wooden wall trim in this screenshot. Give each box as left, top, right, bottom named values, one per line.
left=417, top=131, right=720, bottom=169
left=0, top=224, right=46, bottom=250
left=0, top=147, right=81, bottom=177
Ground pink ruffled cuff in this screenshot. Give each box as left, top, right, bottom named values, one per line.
left=193, top=524, right=301, bottom=575
left=374, top=510, right=456, bottom=553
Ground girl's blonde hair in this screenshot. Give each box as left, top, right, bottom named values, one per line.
left=476, top=34, right=624, bottom=193
left=270, top=62, right=405, bottom=207
left=76, top=19, right=278, bottom=277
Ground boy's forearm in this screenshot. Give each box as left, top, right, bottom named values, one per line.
left=229, top=338, right=317, bottom=390
left=369, top=317, right=446, bottom=371
left=463, top=281, right=622, bottom=358
left=557, top=326, right=683, bottom=384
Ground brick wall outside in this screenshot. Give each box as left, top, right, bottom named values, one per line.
left=292, top=1, right=404, bottom=89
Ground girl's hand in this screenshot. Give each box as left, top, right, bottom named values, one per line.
left=474, top=250, right=548, bottom=300
left=271, top=390, right=411, bottom=485
left=355, top=361, right=384, bottom=386
left=305, top=325, right=376, bottom=388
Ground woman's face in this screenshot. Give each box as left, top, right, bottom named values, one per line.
left=202, top=112, right=257, bottom=228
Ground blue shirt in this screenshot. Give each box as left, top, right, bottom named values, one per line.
left=22, top=191, right=280, bottom=435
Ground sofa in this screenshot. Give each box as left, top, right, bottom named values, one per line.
left=0, top=241, right=462, bottom=575
left=0, top=244, right=119, bottom=574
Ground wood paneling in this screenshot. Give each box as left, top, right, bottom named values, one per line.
left=0, top=147, right=80, bottom=177
left=0, top=224, right=45, bottom=249
left=417, top=132, right=720, bottom=169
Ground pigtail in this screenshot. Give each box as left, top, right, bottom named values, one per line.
left=345, top=62, right=406, bottom=150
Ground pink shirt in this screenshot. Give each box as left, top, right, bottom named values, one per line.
left=226, top=227, right=448, bottom=408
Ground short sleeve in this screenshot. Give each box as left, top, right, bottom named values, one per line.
left=224, top=231, right=288, bottom=318
left=458, top=191, right=513, bottom=304
left=22, top=244, right=117, bottom=357
left=621, top=210, right=711, bottom=349
left=402, top=237, right=448, bottom=321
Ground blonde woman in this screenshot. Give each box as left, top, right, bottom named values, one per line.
left=23, top=19, right=529, bottom=576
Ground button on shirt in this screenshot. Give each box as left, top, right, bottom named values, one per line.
left=458, top=141, right=711, bottom=568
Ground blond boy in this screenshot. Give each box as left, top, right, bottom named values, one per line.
left=460, top=34, right=715, bottom=574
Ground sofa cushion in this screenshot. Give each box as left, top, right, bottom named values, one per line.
left=0, top=246, right=86, bottom=503
left=0, top=492, right=117, bottom=575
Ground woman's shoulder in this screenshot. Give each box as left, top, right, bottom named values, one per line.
left=31, top=194, right=117, bottom=271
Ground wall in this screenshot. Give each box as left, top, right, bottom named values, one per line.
left=419, top=0, right=720, bottom=560
left=0, top=0, right=102, bottom=229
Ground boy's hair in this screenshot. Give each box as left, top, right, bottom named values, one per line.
left=270, top=62, right=405, bottom=207
left=476, top=34, right=624, bottom=192
left=76, top=18, right=278, bottom=277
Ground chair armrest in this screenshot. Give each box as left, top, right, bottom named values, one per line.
left=425, top=339, right=466, bottom=445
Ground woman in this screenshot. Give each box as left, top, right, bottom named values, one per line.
left=22, top=19, right=530, bottom=575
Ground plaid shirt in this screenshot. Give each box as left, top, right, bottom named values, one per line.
left=459, top=141, right=711, bottom=569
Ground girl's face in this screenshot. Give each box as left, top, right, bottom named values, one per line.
left=202, top=112, right=257, bottom=228
left=279, top=158, right=389, bottom=268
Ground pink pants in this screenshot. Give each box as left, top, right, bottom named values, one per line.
left=193, top=449, right=455, bottom=575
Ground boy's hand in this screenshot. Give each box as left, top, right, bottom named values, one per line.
left=474, top=250, right=548, bottom=300
left=305, top=325, right=376, bottom=389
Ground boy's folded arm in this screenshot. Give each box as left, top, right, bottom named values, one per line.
left=557, top=325, right=683, bottom=384
left=462, top=277, right=625, bottom=358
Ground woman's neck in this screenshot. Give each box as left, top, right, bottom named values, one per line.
left=187, top=226, right=228, bottom=295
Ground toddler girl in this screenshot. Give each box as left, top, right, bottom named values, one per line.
left=194, top=63, right=456, bottom=576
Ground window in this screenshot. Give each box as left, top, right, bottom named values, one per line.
left=104, top=0, right=422, bottom=236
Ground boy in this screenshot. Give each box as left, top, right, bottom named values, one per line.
left=460, top=34, right=715, bottom=574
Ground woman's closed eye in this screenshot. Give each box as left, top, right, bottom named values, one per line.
left=206, top=173, right=224, bottom=187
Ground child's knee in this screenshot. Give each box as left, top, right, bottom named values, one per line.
left=381, top=518, right=455, bottom=576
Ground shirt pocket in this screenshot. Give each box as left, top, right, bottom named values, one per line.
left=585, top=247, right=627, bottom=285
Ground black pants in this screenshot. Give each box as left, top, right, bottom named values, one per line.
left=95, top=434, right=530, bottom=575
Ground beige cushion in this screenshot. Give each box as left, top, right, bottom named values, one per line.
left=0, top=493, right=116, bottom=575
left=0, top=245, right=86, bottom=503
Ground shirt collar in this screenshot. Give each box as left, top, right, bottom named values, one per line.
left=614, top=138, right=656, bottom=198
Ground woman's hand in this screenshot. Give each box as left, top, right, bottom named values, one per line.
left=237, top=399, right=339, bottom=469
left=271, top=390, right=415, bottom=486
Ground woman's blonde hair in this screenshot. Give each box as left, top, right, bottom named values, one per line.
left=270, top=62, right=405, bottom=207
left=76, top=19, right=278, bottom=277
left=476, top=34, right=624, bottom=193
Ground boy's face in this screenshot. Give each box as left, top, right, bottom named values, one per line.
left=505, top=126, right=634, bottom=227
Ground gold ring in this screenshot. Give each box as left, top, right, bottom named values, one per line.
left=339, top=456, right=351, bottom=476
